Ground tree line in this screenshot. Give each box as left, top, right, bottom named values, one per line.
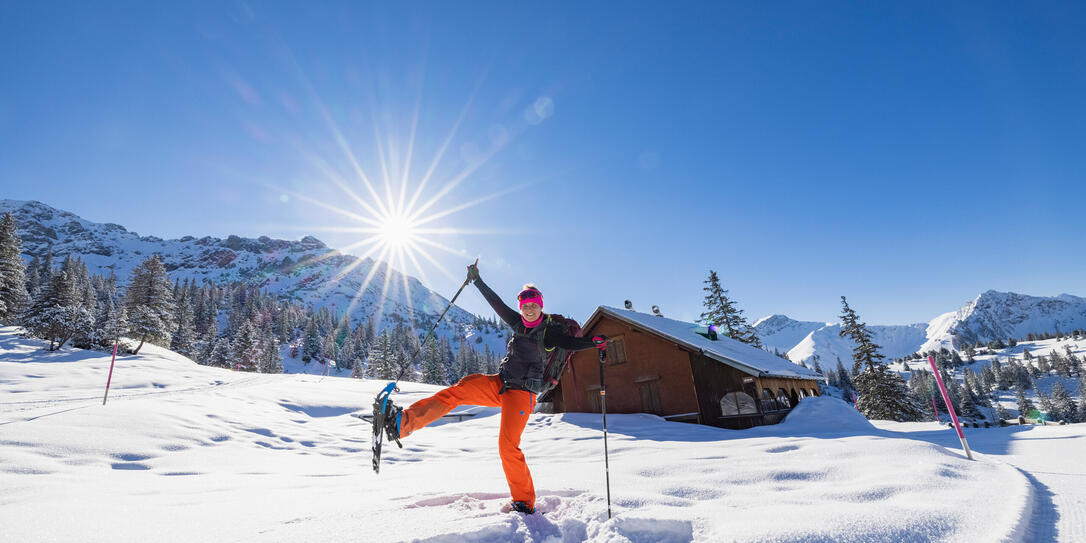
left=0, top=212, right=498, bottom=383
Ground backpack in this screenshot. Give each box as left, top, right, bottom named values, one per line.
left=536, top=313, right=581, bottom=398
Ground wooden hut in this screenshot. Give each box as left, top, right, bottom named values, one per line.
left=547, top=306, right=823, bottom=429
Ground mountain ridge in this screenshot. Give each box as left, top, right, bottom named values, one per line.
left=755, top=290, right=1086, bottom=366
left=0, top=199, right=505, bottom=350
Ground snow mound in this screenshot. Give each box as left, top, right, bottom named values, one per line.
left=772, top=396, right=878, bottom=435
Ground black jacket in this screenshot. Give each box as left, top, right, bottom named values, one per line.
left=474, top=277, right=597, bottom=393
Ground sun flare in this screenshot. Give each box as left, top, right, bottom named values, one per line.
left=378, top=213, right=416, bottom=248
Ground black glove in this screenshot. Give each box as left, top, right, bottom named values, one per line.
left=592, top=335, right=609, bottom=350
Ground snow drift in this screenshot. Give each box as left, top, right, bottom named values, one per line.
left=0, top=328, right=1035, bottom=542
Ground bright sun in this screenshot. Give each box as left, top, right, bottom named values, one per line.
left=265, top=75, right=535, bottom=328
left=379, top=213, right=415, bottom=247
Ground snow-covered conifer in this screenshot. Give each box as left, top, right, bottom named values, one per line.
left=955, top=382, right=983, bottom=420
left=93, top=297, right=128, bottom=350
left=125, top=256, right=176, bottom=354
left=1036, top=389, right=1056, bottom=421
left=0, top=212, right=30, bottom=324
left=170, top=290, right=198, bottom=358
left=22, top=259, right=94, bottom=351
left=25, top=255, right=41, bottom=299
left=366, top=331, right=397, bottom=380
left=995, top=403, right=1010, bottom=421
left=207, top=336, right=232, bottom=368
left=839, top=296, right=885, bottom=374
left=698, top=270, right=761, bottom=347
left=834, top=357, right=854, bottom=393
left=232, top=320, right=261, bottom=371
left=301, top=319, right=320, bottom=364
left=1049, top=382, right=1075, bottom=422
left=420, top=337, right=446, bottom=385
left=1015, top=384, right=1034, bottom=417
left=257, top=336, right=283, bottom=374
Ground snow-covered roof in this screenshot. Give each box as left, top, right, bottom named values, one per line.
left=586, top=306, right=821, bottom=380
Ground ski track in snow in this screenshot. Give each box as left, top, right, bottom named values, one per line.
left=3, top=328, right=1085, bottom=542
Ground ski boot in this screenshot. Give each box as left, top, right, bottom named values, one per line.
left=509, top=501, right=535, bottom=514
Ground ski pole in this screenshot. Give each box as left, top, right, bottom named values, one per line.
left=102, top=341, right=119, bottom=405
left=928, top=355, right=973, bottom=460
left=598, top=347, right=613, bottom=519
left=392, top=258, right=478, bottom=387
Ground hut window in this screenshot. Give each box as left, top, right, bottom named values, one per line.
left=720, top=392, right=758, bottom=417
left=760, top=388, right=778, bottom=412
left=776, top=388, right=792, bottom=409
left=607, top=337, right=628, bottom=365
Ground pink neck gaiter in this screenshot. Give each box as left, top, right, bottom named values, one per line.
left=522, top=315, right=543, bottom=328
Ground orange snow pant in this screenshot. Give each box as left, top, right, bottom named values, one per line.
left=400, top=373, right=537, bottom=508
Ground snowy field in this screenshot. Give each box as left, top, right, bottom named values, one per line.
left=2, top=327, right=1083, bottom=542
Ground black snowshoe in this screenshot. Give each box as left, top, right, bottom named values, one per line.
left=371, top=382, right=402, bottom=474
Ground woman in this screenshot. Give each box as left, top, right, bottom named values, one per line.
left=380, top=262, right=607, bottom=514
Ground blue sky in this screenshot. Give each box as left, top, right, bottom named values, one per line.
left=2, top=2, right=1084, bottom=325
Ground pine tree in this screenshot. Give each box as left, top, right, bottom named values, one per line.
left=839, top=296, right=886, bottom=374
left=125, top=256, right=176, bottom=354
left=22, top=260, right=94, bottom=351
left=839, top=297, right=921, bottom=421
left=257, top=336, right=283, bottom=374
left=834, top=357, right=854, bottom=394
left=963, top=344, right=976, bottom=364
left=93, top=297, right=128, bottom=350
left=366, top=331, right=397, bottom=380
left=995, top=402, right=1010, bottom=421
left=1036, top=389, right=1055, bottom=420
left=853, top=363, right=925, bottom=421
left=0, top=212, right=29, bottom=324
left=1076, top=376, right=1086, bottom=423
left=955, top=382, right=983, bottom=420
left=698, top=270, right=761, bottom=347
left=25, top=255, right=41, bottom=300
left=420, top=337, right=446, bottom=385
left=232, top=320, right=261, bottom=371
left=322, top=332, right=339, bottom=365
left=1015, top=385, right=1034, bottom=417
left=170, top=289, right=198, bottom=358
left=1049, top=382, right=1075, bottom=422
left=301, top=319, right=320, bottom=364
left=208, top=337, right=233, bottom=368
left=484, top=344, right=499, bottom=374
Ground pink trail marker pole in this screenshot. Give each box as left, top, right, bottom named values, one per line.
left=931, top=396, right=940, bottom=421
left=102, top=342, right=119, bottom=405
left=928, top=355, right=973, bottom=460
left=851, top=391, right=859, bottom=410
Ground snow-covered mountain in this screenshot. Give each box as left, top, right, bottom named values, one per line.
left=0, top=199, right=502, bottom=346
left=921, top=290, right=1086, bottom=352
left=787, top=322, right=930, bottom=368
left=756, top=290, right=1086, bottom=366
left=752, top=314, right=827, bottom=354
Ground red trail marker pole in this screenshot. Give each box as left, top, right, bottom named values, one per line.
left=102, top=342, right=119, bottom=405
left=928, top=355, right=973, bottom=460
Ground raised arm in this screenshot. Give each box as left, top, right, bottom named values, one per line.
left=472, top=274, right=520, bottom=328
left=545, top=329, right=607, bottom=352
